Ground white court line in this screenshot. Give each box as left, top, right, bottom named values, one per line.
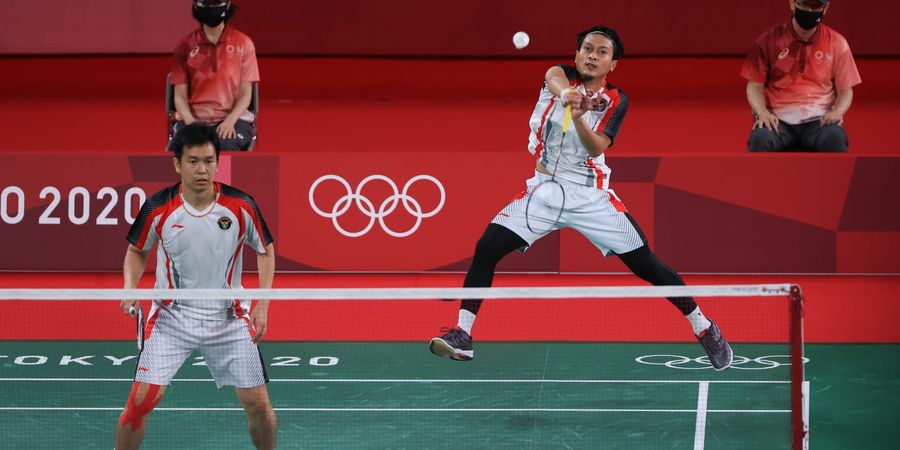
left=0, top=378, right=790, bottom=384
left=693, top=381, right=709, bottom=450
left=0, top=407, right=790, bottom=413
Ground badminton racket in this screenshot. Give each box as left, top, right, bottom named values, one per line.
left=129, top=306, right=145, bottom=351
left=525, top=104, right=572, bottom=234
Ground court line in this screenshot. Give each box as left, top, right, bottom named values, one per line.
left=530, top=347, right=552, bottom=450
left=693, top=381, right=709, bottom=450
left=0, top=407, right=790, bottom=413
left=0, top=378, right=790, bottom=384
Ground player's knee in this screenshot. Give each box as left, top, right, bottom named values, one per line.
left=473, top=224, right=522, bottom=264
left=619, top=245, right=683, bottom=286
left=243, top=396, right=275, bottom=418
left=119, top=382, right=164, bottom=432
left=747, top=128, right=778, bottom=152
left=816, top=125, right=848, bottom=152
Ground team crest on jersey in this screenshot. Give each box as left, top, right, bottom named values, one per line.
left=591, top=96, right=609, bottom=112
left=217, top=217, right=232, bottom=230
left=588, top=90, right=611, bottom=113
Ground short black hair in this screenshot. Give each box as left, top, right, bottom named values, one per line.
left=577, top=25, right=624, bottom=61
left=172, top=123, right=221, bottom=160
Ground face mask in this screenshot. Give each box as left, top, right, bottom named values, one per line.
left=193, top=6, right=228, bottom=27
left=794, top=8, right=824, bottom=30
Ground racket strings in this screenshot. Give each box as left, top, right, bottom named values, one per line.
left=526, top=104, right=572, bottom=234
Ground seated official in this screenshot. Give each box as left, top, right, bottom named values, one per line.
left=741, top=0, right=860, bottom=153
left=172, top=0, right=259, bottom=151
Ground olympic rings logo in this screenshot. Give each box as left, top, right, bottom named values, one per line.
left=635, top=354, right=809, bottom=370
left=308, top=174, right=446, bottom=238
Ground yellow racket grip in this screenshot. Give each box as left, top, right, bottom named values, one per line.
left=562, top=105, right=572, bottom=133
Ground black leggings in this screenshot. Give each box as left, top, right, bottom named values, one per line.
left=460, top=222, right=698, bottom=315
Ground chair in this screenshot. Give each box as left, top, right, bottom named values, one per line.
left=165, top=72, right=259, bottom=151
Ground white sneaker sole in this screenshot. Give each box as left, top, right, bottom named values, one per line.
left=429, top=338, right=474, bottom=361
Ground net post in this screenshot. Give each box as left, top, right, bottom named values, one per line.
left=790, top=284, right=807, bottom=449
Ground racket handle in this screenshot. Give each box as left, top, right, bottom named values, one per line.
left=562, top=105, right=572, bottom=133
left=128, top=306, right=135, bottom=317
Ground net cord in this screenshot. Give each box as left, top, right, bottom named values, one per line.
left=0, top=284, right=795, bottom=300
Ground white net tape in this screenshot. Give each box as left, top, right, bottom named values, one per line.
left=0, top=284, right=794, bottom=300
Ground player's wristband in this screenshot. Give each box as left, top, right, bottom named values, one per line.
left=560, top=87, right=576, bottom=99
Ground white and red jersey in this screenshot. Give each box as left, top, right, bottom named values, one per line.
left=741, top=21, right=861, bottom=125
left=127, top=182, right=273, bottom=319
left=528, top=65, right=629, bottom=190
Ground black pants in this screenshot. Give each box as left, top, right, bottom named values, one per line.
left=172, top=119, right=256, bottom=151
left=459, top=222, right=698, bottom=316
left=747, top=120, right=848, bottom=153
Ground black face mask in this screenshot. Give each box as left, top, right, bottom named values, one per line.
left=193, top=6, right=228, bottom=27
left=794, top=8, right=824, bottom=30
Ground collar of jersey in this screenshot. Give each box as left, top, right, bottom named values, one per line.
left=195, top=25, right=232, bottom=47
left=179, top=182, right=220, bottom=217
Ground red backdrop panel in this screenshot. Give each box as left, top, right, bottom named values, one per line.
left=0, top=153, right=897, bottom=273
left=654, top=155, right=856, bottom=230
left=275, top=151, right=553, bottom=271
left=837, top=232, right=900, bottom=273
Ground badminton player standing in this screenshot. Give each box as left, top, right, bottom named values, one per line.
left=430, top=25, right=733, bottom=370
left=115, top=124, right=276, bottom=449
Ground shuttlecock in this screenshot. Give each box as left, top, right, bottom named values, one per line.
left=512, top=31, right=530, bottom=50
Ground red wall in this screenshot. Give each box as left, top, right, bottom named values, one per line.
left=1, top=56, right=898, bottom=156
left=3, top=0, right=898, bottom=56
left=1, top=0, right=194, bottom=54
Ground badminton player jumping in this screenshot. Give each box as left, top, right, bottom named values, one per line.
left=430, top=25, right=733, bottom=371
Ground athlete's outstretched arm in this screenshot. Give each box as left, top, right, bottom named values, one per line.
left=545, top=66, right=610, bottom=157
left=121, top=244, right=148, bottom=315
left=545, top=66, right=571, bottom=97
left=545, top=66, right=583, bottom=106
left=572, top=113, right=612, bottom=157
left=251, top=243, right=275, bottom=343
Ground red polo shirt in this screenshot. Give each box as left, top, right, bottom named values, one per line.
left=741, top=21, right=861, bottom=124
left=172, top=26, right=260, bottom=124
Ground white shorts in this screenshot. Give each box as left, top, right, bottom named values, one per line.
left=134, top=304, right=268, bottom=388
left=491, top=171, right=646, bottom=256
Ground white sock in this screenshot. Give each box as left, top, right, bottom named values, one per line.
left=686, top=307, right=712, bottom=336
left=457, top=309, right=476, bottom=336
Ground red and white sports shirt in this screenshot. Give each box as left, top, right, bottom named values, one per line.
left=528, top=65, right=628, bottom=190
left=127, top=182, right=273, bottom=319
left=741, top=21, right=861, bottom=125
left=171, top=26, right=260, bottom=124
